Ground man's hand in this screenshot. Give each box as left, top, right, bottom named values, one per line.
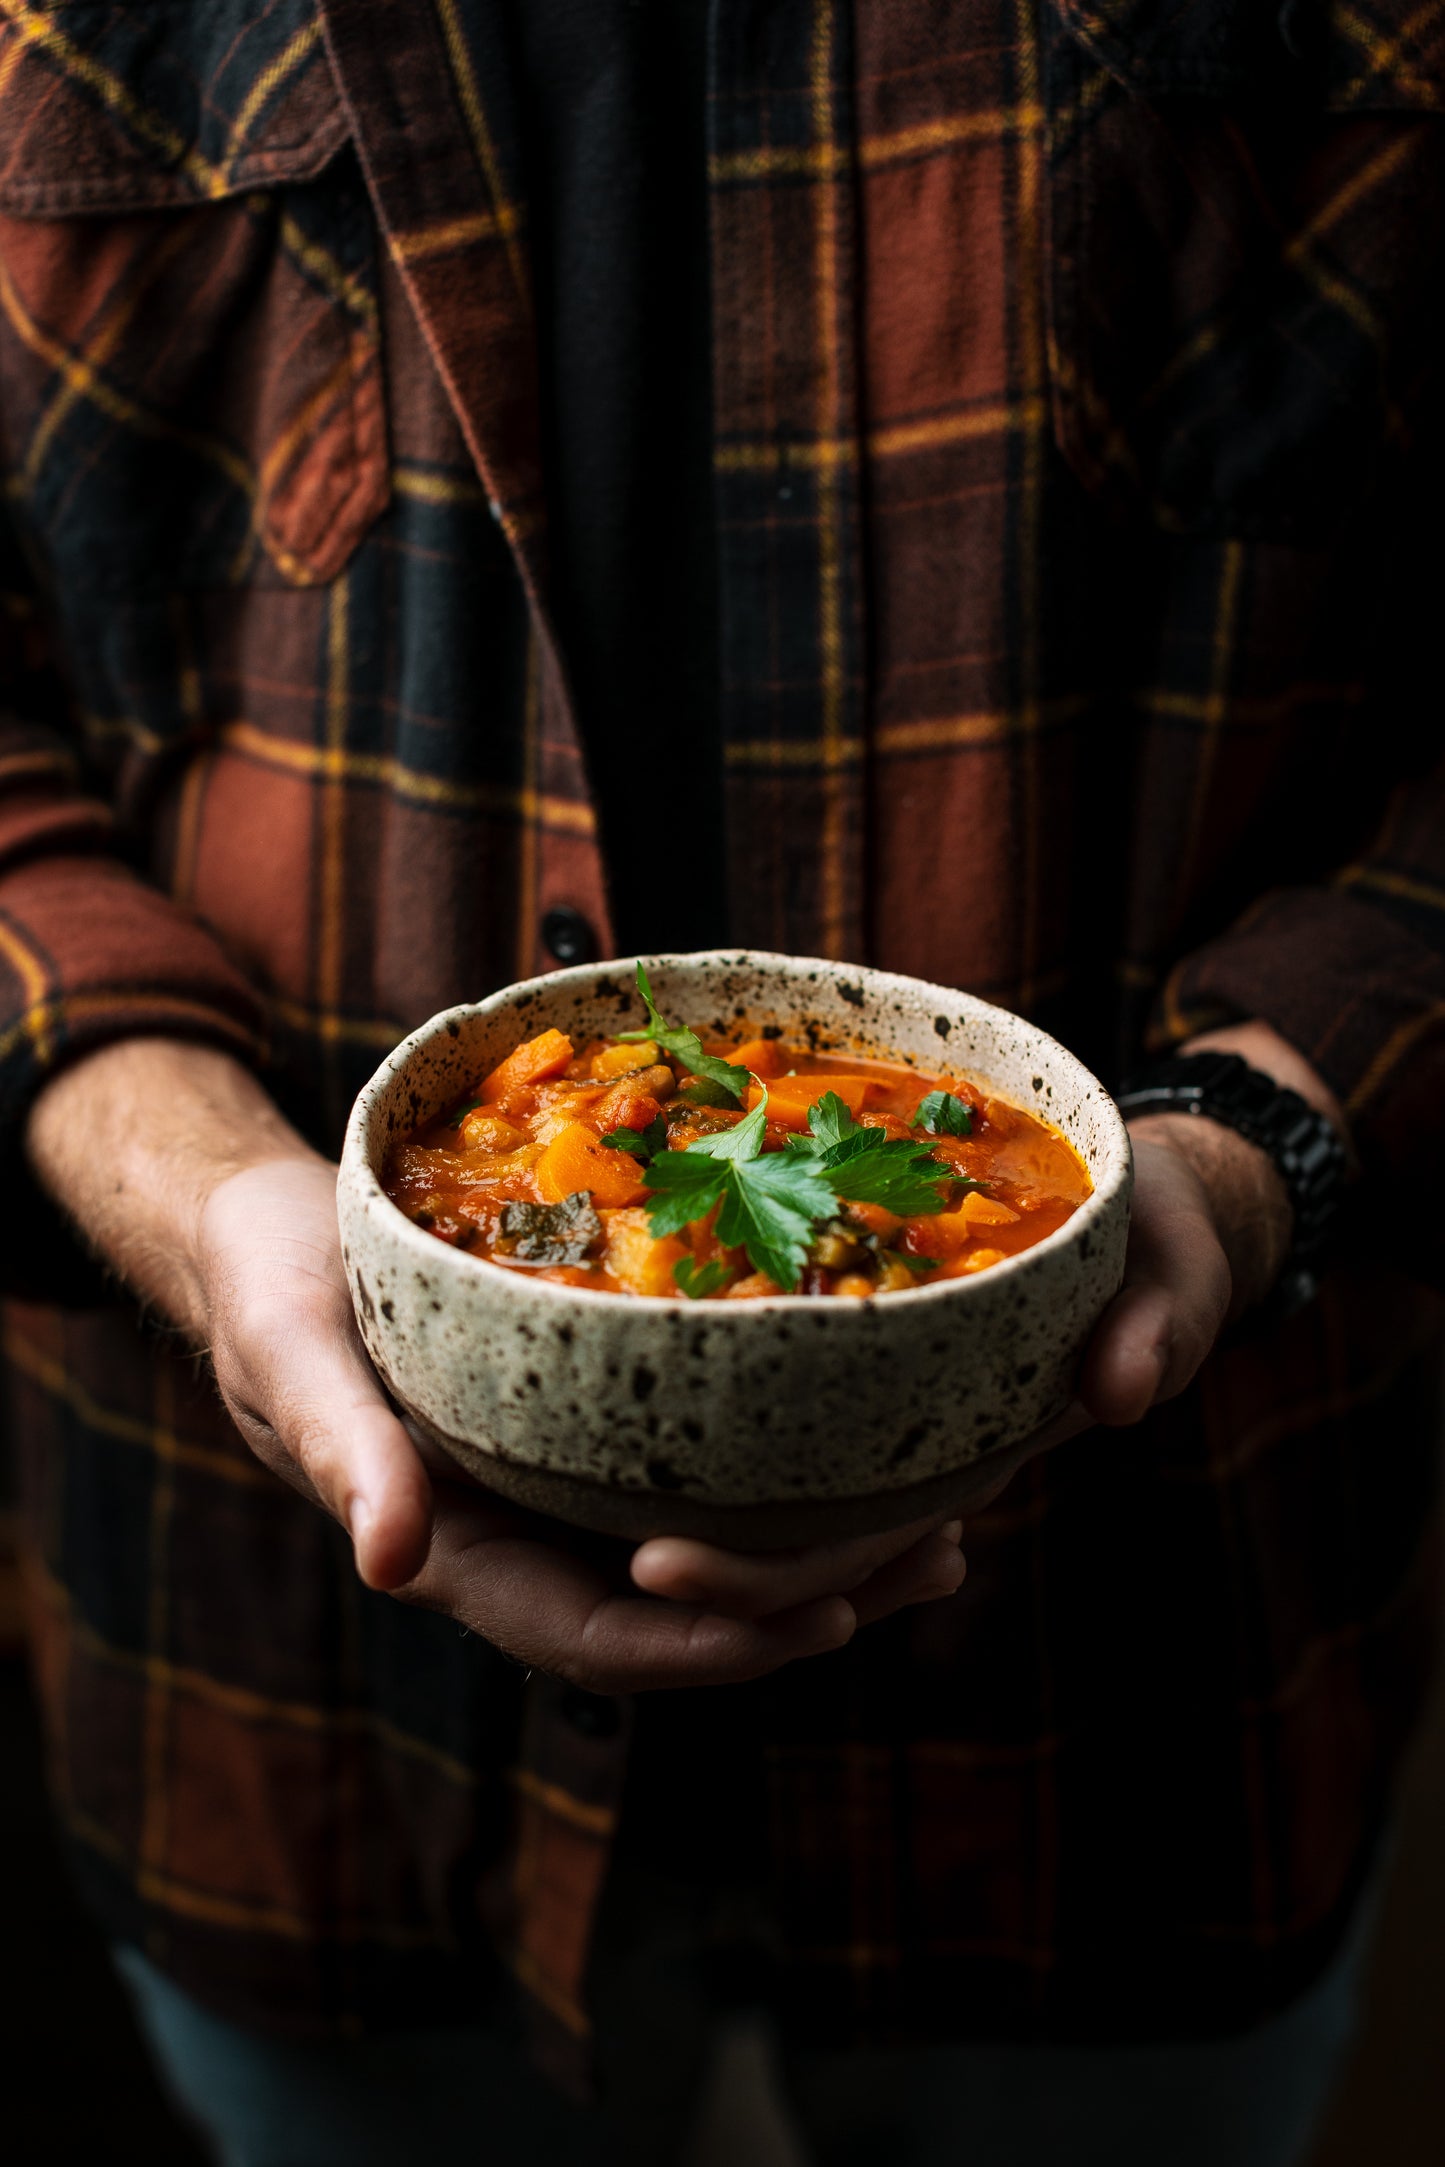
left=26, top=1040, right=966, bottom=1696
left=1077, top=1019, right=1349, bottom=1429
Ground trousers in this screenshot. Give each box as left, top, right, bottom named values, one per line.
left=116, top=1875, right=1376, bottom=2167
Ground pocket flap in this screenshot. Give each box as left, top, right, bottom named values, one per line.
left=1053, top=0, right=1445, bottom=109
left=0, top=0, right=347, bottom=214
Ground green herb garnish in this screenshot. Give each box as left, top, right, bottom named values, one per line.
left=616, top=964, right=749, bottom=1104
left=495, top=1191, right=602, bottom=1267
left=644, top=1085, right=839, bottom=1291
left=915, top=1089, right=973, bottom=1137
left=598, top=1116, right=668, bottom=1163
left=672, top=1257, right=731, bottom=1300
left=788, top=1093, right=954, bottom=1218
left=677, top=1077, right=740, bottom=1109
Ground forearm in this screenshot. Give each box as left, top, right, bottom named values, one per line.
left=24, top=1038, right=321, bottom=1337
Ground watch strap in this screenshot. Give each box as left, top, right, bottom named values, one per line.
left=1115, top=1051, right=1347, bottom=1270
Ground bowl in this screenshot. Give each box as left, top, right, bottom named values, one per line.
left=337, top=952, right=1132, bottom=1548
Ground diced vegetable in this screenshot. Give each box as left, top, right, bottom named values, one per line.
left=601, top=1209, right=687, bottom=1295
left=745, top=1072, right=876, bottom=1131
left=495, top=1192, right=602, bottom=1267
left=481, top=1028, right=574, bottom=1102
left=385, top=982, right=1090, bottom=1298
left=961, top=1190, right=1020, bottom=1227
left=729, top=1036, right=787, bottom=1078
left=458, top=1109, right=528, bottom=1152
left=535, top=1121, right=648, bottom=1208
left=593, top=1079, right=666, bottom=1133
left=591, top=1039, right=659, bottom=1079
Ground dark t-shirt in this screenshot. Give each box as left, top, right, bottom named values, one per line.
left=503, top=0, right=727, bottom=956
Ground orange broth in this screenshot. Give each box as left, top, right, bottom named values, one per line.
left=384, top=1020, right=1091, bottom=1300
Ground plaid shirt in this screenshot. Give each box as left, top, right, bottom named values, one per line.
left=3, top=0, right=1445, bottom=2088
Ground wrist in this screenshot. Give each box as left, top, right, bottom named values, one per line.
left=1127, top=1112, right=1291, bottom=1319
left=25, top=1038, right=320, bottom=1336
left=1124, top=1019, right=1349, bottom=1321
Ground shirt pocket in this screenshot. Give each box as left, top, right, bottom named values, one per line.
left=1043, top=0, right=1445, bottom=538
left=0, top=0, right=387, bottom=602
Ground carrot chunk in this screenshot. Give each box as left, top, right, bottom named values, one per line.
left=481, top=1028, right=574, bottom=1103
left=535, top=1120, right=647, bottom=1207
left=729, top=1037, right=787, bottom=1078
left=745, top=1072, right=876, bottom=1132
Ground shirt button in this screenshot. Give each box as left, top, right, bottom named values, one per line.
left=542, top=906, right=598, bottom=967
left=558, top=1686, right=622, bottom=1739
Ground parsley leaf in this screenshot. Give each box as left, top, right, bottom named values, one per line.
left=643, top=1083, right=836, bottom=1288
left=717, top=1152, right=839, bottom=1290
left=915, top=1089, right=973, bottom=1137
left=642, top=1080, right=957, bottom=1290
left=788, top=1093, right=950, bottom=1216
left=684, top=1095, right=768, bottom=1162
left=615, top=964, right=749, bottom=1103
left=673, top=1257, right=731, bottom=1300
left=677, top=1077, right=739, bottom=1109
left=822, top=1131, right=949, bottom=1216
left=805, top=1090, right=857, bottom=1150
left=640, top=1150, right=730, bottom=1240
left=598, top=1115, right=668, bottom=1163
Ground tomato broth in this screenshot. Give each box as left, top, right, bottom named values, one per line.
left=384, top=986, right=1090, bottom=1300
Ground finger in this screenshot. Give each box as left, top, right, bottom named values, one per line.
left=847, top=1531, right=967, bottom=1628
left=408, top=1501, right=857, bottom=1692
left=219, top=1291, right=433, bottom=1589
left=630, top=1512, right=954, bottom=1620
left=1079, top=1203, right=1230, bottom=1429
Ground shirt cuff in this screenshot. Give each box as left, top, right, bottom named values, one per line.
left=1158, top=884, right=1445, bottom=1273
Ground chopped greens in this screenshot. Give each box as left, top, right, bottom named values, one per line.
left=643, top=1083, right=840, bottom=1290
left=677, top=1077, right=740, bottom=1109
left=616, top=964, right=749, bottom=1103
left=598, top=1116, right=668, bottom=1163
left=788, top=1093, right=954, bottom=1218
left=915, top=1089, right=973, bottom=1137
left=672, top=1256, right=731, bottom=1300
left=495, top=1190, right=601, bottom=1267
left=643, top=1084, right=956, bottom=1289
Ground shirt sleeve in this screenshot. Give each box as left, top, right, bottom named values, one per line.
left=1, top=521, right=267, bottom=1299
left=1156, top=757, right=1445, bottom=1283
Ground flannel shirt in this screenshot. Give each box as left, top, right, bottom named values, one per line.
left=3, top=0, right=1445, bottom=2091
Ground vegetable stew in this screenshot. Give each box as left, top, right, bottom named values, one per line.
left=383, top=968, right=1091, bottom=1299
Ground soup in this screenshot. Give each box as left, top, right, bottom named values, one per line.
left=383, top=969, right=1091, bottom=1299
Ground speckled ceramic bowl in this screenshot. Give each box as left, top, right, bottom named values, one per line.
left=338, top=954, right=1132, bottom=1548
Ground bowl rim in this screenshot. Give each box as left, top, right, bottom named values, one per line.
left=340, top=949, right=1133, bottom=1315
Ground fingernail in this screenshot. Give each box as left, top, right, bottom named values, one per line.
left=348, top=1496, right=373, bottom=1554
left=941, top=1520, right=964, bottom=1545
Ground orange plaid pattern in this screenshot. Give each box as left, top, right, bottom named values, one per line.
left=2, top=0, right=1445, bottom=2086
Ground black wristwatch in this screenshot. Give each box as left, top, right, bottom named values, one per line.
left=1115, top=1051, right=1347, bottom=1312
